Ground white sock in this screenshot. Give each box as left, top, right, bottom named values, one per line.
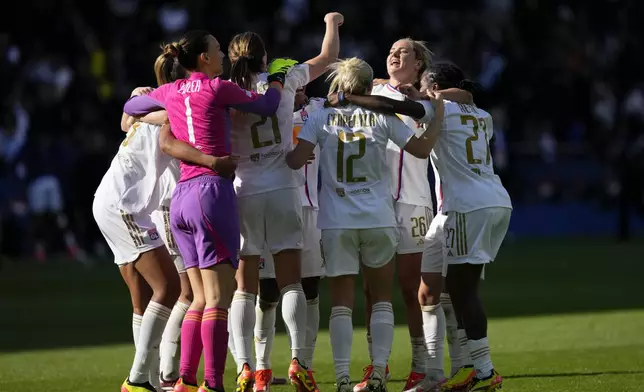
left=280, top=283, right=307, bottom=360
left=329, top=306, right=353, bottom=380
left=160, top=301, right=189, bottom=380
left=441, top=294, right=463, bottom=376
left=410, top=336, right=429, bottom=374
left=228, top=311, right=239, bottom=368
left=302, top=297, right=320, bottom=369
left=468, top=337, right=493, bottom=379
left=132, top=313, right=143, bottom=348
left=458, top=329, right=473, bottom=367
left=129, top=301, right=172, bottom=383
left=149, top=345, right=160, bottom=389
left=370, top=302, right=394, bottom=371
left=254, top=299, right=278, bottom=370
left=421, top=303, right=446, bottom=380
left=230, top=291, right=256, bottom=372
left=366, top=334, right=373, bottom=362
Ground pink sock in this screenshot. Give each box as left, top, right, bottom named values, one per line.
left=202, top=308, right=229, bottom=388
left=180, top=310, right=203, bottom=385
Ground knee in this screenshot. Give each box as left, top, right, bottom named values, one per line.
left=398, top=267, right=421, bottom=305
left=259, top=278, right=280, bottom=304
left=179, top=285, right=194, bottom=305
left=301, top=277, right=320, bottom=300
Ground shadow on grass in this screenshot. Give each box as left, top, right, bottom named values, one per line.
left=1, top=238, right=643, bottom=353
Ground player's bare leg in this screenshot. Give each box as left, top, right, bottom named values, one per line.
left=444, top=264, right=502, bottom=391
left=273, top=249, right=314, bottom=391
left=353, top=259, right=395, bottom=392
left=232, top=256, right=260, bottom=391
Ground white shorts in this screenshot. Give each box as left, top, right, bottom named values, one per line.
left=395, top=203, right=433, bottom=255
left=442, top=207, right=511, bottom=270
left=238, top=188, right=303, bottom=256
left=259, top=207, right=325, bottom=279
left=320, top=227, right=399, bottom=277
left=27, top=175, right=64, bottom=214
left=93, top=196, right=165, bottom=266
left=420, top=213, right=448, bottom=273
left=151, top=205, right=185, bottom=273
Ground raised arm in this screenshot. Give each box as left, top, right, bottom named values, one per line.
left=159, top=123, right=237, bottom=178
left=305, top=12, right=343, bottom=81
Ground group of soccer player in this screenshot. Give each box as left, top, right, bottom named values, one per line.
left=92, top=10, right=512, bottom=392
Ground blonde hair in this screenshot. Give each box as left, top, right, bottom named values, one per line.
left=228, top=32, right=266, bottom=91
left=398, top=38, right=433, bottom=82
left=327, top=58, right=374, bottom=95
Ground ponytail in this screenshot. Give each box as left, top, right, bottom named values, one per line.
left=154, top=43, right=186, bottom=86
left=228, top=32, right=267, bottom=91
left=229, top=55, right=263, bottom=91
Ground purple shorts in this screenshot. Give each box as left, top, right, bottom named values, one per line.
left=169, top=175, right=240, bottom=270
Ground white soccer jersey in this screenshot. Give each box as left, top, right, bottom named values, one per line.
left=293, top=97, right=325, bottom=209
left=431, top=101, right=512, bottom=213
left=95, top=122, right=173, bottom=214
left=297, top=104, right=415, bottom=230
left=372, top=83, right=433, bottom=208
left=231, top=64, right=311, bottom=197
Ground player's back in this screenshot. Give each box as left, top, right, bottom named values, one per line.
left=96, top=122, right=172, bottom=215
left=231, top=64, right=310, bottom=196
left=431, top=101, right=511, bottom=212
left=371, top=83, right=432, bottom=208
left=306, top=105, right=408, bottom=230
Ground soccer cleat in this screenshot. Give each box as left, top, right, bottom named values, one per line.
left=198, top=381, right=225, bottom=392
left=306, top=370, right=320, bottom=392
left=403, top=375, right=446, bottom=392
left=173, top=378, right=200, bottom=392
left=353, top=366, right=387, bottom=392
left=236, top=363, right=254, bottom=392
left=336, top=377, right=352, bottom=392
left=288, top=358, right=316, bottom=392
left=121, top=378, right=157, bottom=392
left=402, top=372, right=426, bottom=391
left=468, top=370, right=502, bottom=391
left=253, top=369, right=272, bottom=392
left=440, top=366, right=476, bottom=391
left=159, top=373, right=179, bottom=391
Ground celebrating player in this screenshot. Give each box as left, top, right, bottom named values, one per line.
left=250, top=89, right=326, bottom=392
left=286, top=57, right=442, bottom=392
left=123, top=30, right=292, bottom=392
left=225, top=12, right=342, bottom=392
left=415, top=63, right=512, bottom=392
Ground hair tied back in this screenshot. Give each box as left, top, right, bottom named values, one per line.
left=163, top=43, right=180, bottom=58
left=458, top=79, right=481, bottom=94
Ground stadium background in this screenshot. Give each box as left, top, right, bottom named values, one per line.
left=1, top=1, right=643, bottom=391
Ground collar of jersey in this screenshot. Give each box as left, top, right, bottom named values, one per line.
left=188, top=72, right=209, bottom=80
left=386, top=83, right=399, bottom=94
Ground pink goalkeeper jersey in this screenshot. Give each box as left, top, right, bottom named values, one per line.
left=124, top=72, right=281, bottom=181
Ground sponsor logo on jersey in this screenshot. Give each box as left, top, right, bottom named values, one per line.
left=148, top=228, right=160, bottom=241
left=250, top=153, right=260, bottom=162
left=336, top=188, right=346, bottom=197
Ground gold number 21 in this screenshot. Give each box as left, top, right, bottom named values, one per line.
left=250, top=115, right=281, bottom=149
left=460, top=115, right=491, bottom=174
left=337, top=131, right=367, bottom=183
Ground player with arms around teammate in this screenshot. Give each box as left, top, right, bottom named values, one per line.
left=286, top=57, right=443, bottom=392
left=417, top=63, right=511, bottom=392
left=226, top=12, right=342, bottom=392
left=249, top=88, right=326, bottom=392
left=124, top=30, right=291, bottom=392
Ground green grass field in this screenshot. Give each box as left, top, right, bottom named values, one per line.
left=1, top=239, right=643, bottom=391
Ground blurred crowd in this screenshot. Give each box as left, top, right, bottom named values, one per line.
left=2, top=0, right=643, bottom=260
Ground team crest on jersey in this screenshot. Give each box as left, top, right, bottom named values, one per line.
left=250, top=153, right=260, bottom=162
left=259, top=257, right=265, bottom=269
left=148, top=228, right=160, bottom=241
left=300, top=108, right=309, bottom=122
left=335, top=188, right=346, bottom=197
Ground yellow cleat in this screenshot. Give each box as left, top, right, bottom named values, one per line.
left=121, top=378, right=157, bottom=392
left=468, top=370, right=502, bottom=391
left=441, top=366, right=476, bottom=391
left=288, top=358, right=316, bottom=392
left=236, top=363, right=254, bottom=392
left=173, top=378, right=200, bottom=392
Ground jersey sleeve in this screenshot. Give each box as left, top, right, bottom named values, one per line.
left=297, top=110, right=324, bottom=146
left=212, top=78, right=280, bottom=117
left=417, top=100, right=435, bottom=124
left=384, top=114, right=415, bottom=149
left=284, top=64, right=311, bottom=93
left=123, top=84, right=170, bottom=116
